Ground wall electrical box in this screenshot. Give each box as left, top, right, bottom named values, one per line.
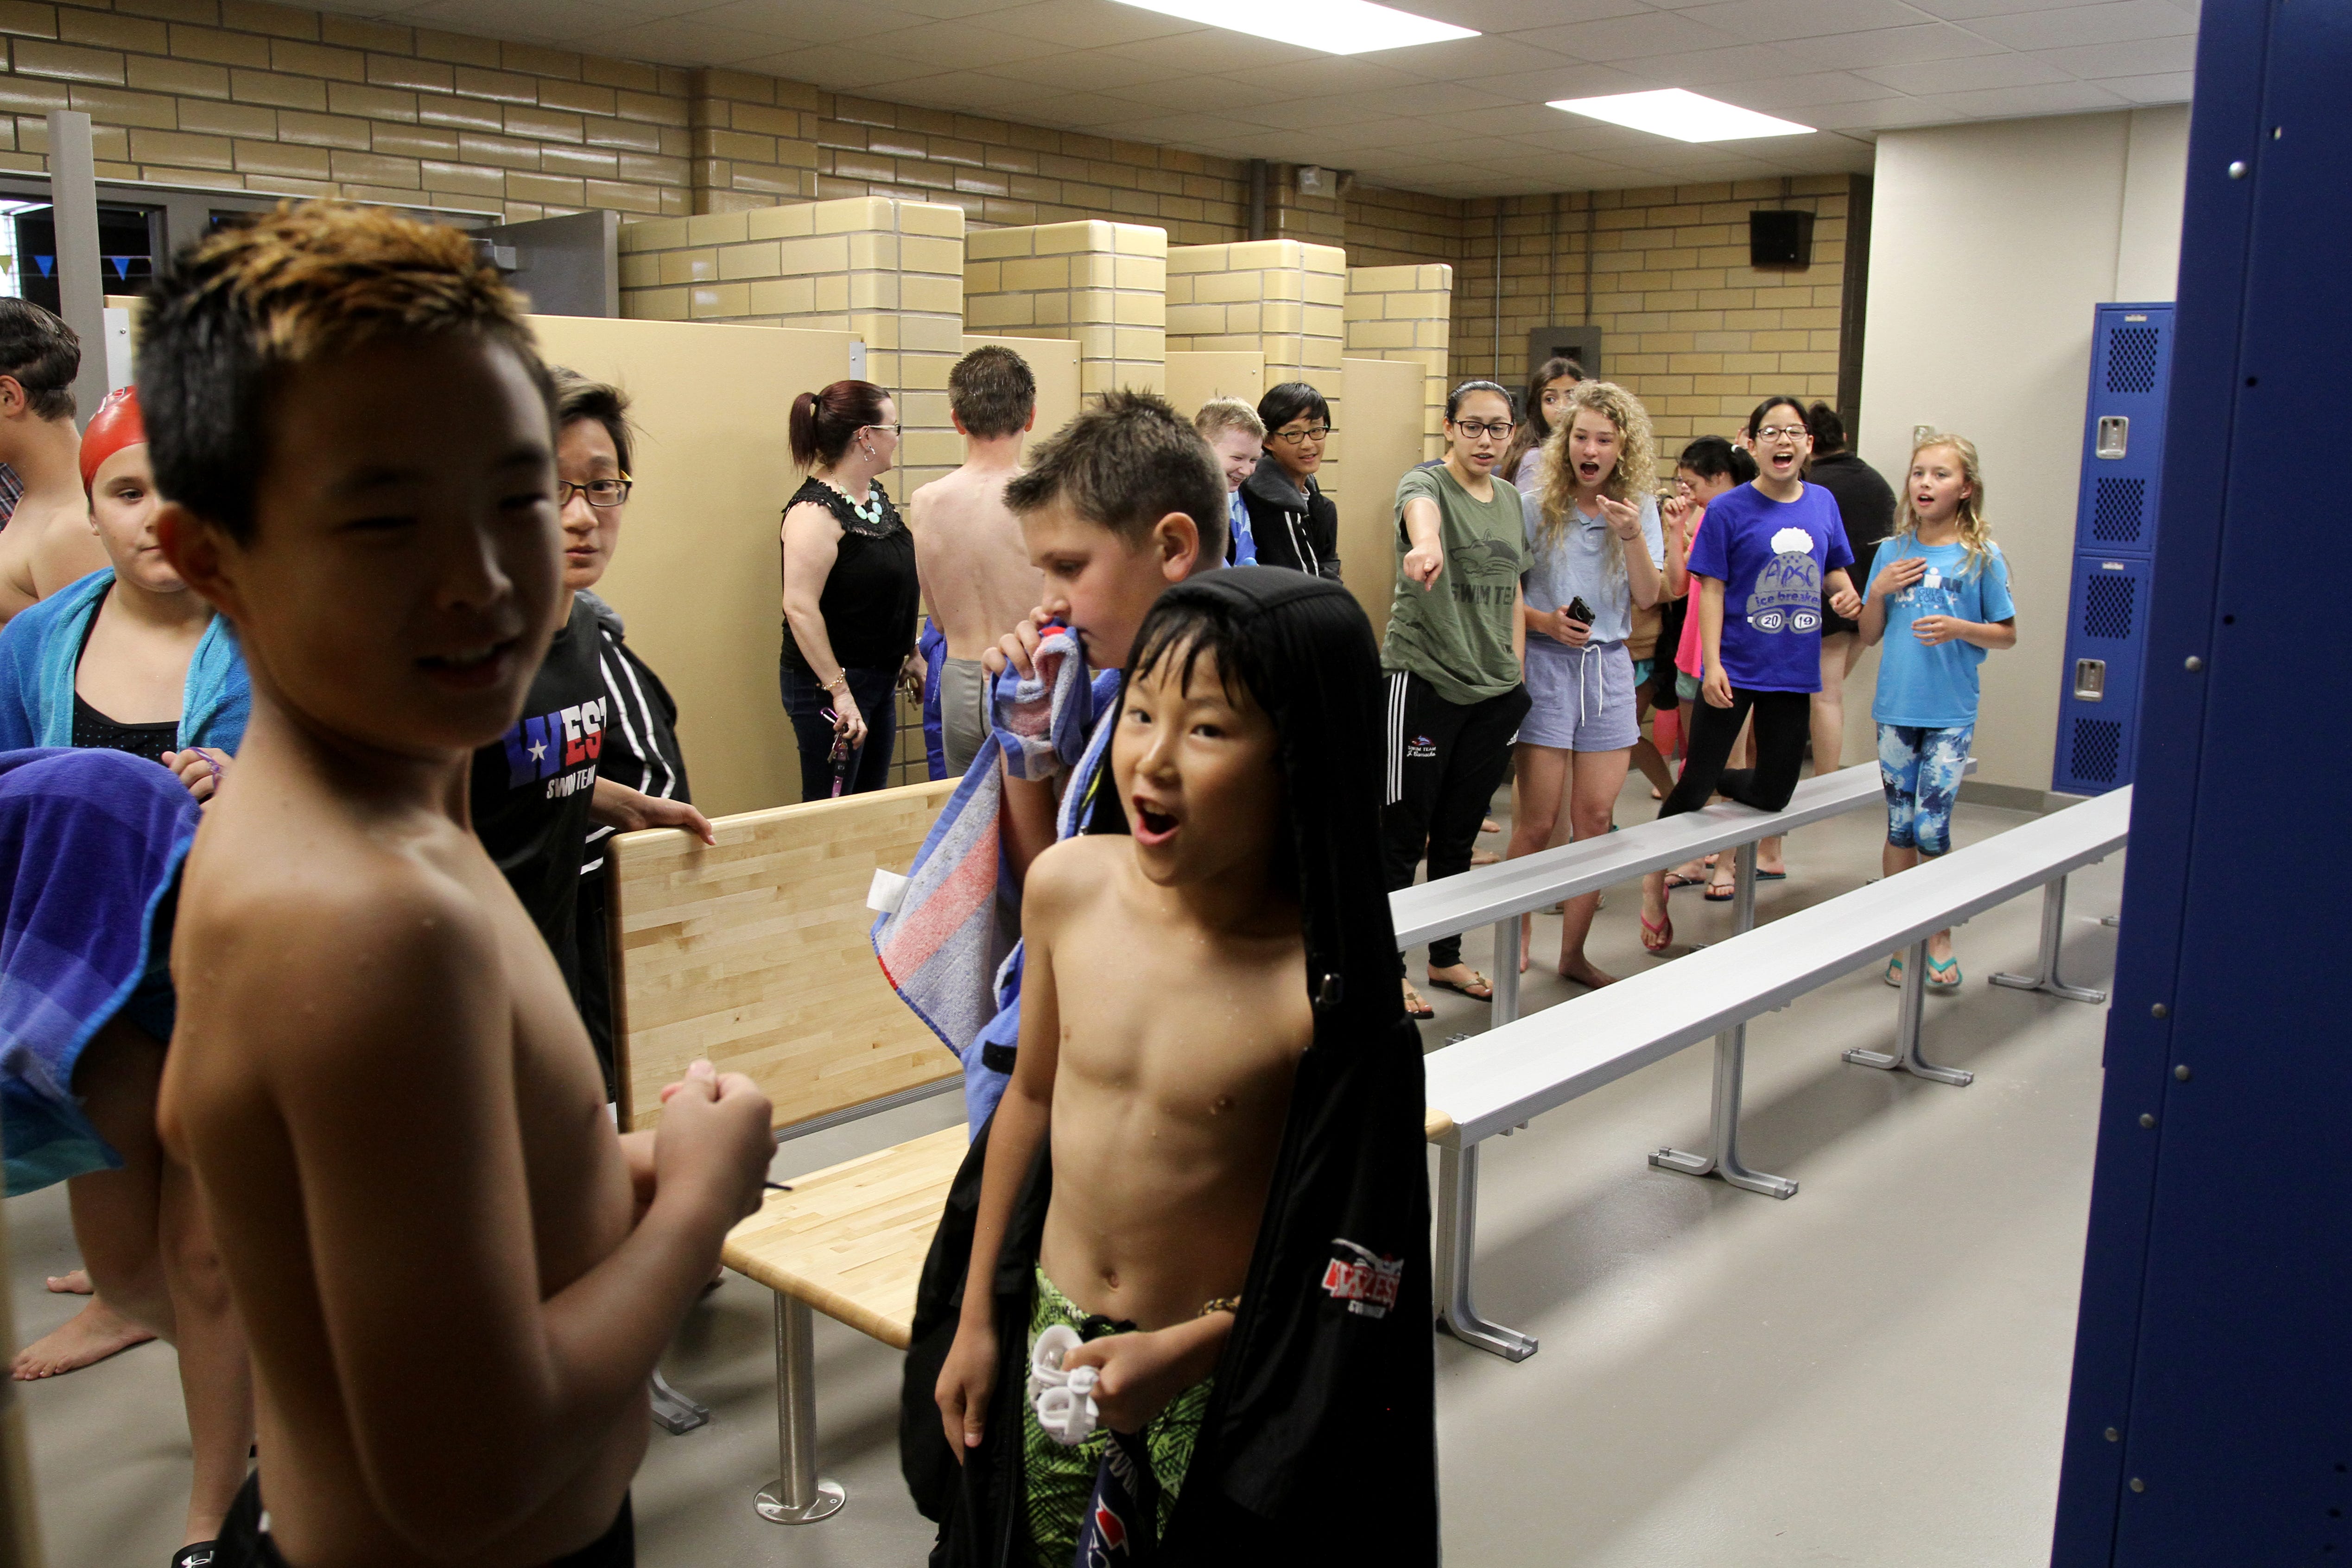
left=2052, top=302, right=2172, bottom=795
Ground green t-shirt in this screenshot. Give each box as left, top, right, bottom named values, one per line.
left=1380, top=464, right=1525, bottom=705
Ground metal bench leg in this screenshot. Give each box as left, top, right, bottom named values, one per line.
left=754, top=1296, right=846, bottom=1524
left=1846, top=938, right=1974, bottom=1086
left=1651, top=1020, right=1799, bottom=1198
left=1990, top=875, right=2110, bottom=1004
left=647, top=1368, right=710, bottom=1434
left=1433, top=1143, right=1537, bottom=1361
left=1491, top=916, right=1522, bottom=1025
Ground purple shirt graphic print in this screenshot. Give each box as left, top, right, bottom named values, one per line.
left=1685, top=481, right=1852, bottom=693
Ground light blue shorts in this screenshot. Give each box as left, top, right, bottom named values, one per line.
left=1519, top=639, right=1640, bottom=752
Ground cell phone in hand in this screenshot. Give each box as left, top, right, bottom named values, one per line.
left=1566, top=595, right=1595, bottom=625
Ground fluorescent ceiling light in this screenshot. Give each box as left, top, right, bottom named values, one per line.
left=1547, top=88, right=1814, bottom=143
left=1111, top=0, right=1477, bottom=56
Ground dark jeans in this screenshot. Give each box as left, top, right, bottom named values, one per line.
left=1378, top=671, right=1531, bottom=973
left=1660, top=686, right=1812, bottom=819
left=780, top=661, right=898, bottom=800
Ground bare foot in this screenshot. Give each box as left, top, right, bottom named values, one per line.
left=1518, top=912, right=1532, bottom=973
left=1480, top=817, right=1500, bottom=835
left=1558, top=956, right=1618, bottom=989
left=45, top=1269, right=93, bottom=1296
left=12, top=1296, right=156, bottom=1380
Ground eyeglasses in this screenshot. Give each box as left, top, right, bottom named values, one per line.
left=1271, top=425, right=1334, bottom=446
left=1452, top=419, right=1515, bottom=439
left=556, top=476, right=634, bottom=508
left=862, top=423, right=902, bottom=437
left=1754, top=424, right=1811, bottom=442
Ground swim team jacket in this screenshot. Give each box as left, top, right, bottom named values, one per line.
left=900, top=570, right=1439, bottom=1565
left=1239, top=453, right=1343, bottom=583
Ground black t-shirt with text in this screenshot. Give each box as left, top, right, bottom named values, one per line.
left=470, top=593, right=604, bottom=1002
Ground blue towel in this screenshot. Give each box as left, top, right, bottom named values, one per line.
left=0, top=568, right=252, bottom=753
left=919, top=618, right=948, bottom=782
left=0, top=748, right=199, bottom=1195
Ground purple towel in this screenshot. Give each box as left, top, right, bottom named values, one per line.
left=0, top=748, right=199, bottom=1196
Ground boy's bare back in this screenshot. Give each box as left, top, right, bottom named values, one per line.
left=909, top=462, right=1042, bottom=662
left=1024, top=834, right=1312, bottom=1329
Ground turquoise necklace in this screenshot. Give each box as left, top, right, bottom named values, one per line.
left=820, top=474, right=883, bottom=527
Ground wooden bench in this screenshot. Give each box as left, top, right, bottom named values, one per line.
left=1420, top=786, right=2132, bottom=1362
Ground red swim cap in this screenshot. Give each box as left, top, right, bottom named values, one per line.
left=80, top=386, right=147, bottom=495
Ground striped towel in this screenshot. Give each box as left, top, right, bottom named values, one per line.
left=874, top=626, right=1108, bottom=1121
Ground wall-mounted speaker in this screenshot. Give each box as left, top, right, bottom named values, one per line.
left=1750, top=209, right=1815, bottom=269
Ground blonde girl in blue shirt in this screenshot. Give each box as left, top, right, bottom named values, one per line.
left=1857, top=433, right=2017, bottom=992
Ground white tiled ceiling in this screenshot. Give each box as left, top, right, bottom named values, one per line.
left=309, top=0, right=2199, bottom=196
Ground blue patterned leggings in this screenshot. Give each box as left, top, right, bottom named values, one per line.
left=1877, top=723, right=1973, bottom=856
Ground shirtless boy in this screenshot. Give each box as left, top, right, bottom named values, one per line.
left=932, top=569, right=1438, bottom=1561
left=0, top=300, right=109, bottom=620
left=909, top=344, right=1045, bottom=774
left=145, top=203, right=775, bottom=1568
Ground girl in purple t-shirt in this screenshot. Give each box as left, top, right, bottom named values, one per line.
left=1638, top=395, right=1862, bottom=954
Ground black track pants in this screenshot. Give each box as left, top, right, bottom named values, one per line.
left=1378, top=670, right=1530, bottom=972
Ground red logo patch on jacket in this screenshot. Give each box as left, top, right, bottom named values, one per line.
left=1320, top=1239, right=1403, bottom=1318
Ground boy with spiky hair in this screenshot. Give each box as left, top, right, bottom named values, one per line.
left=145, top=202, right=774, bottom=1568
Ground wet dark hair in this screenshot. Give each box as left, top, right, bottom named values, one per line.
left=1678, top=434, right=1757, bottom=486
left=1003, top=388, right=1226, bottom=562
left=1744, top=393, right=1813, bottom=438
left=550, top=366, right=633, bottom=475
left=0, top=299, right=80, bottom=422
left=1445, top=379, right=1513, bottom=422
left=788, top=378, right=888, bottom=468
left=1805, top=401, right=1847, bottom=454
left=1501, top=356, right=1583, bottom=479
left=1257, top=380, right=1330, bottom=436
left=949, top=344, right=1035, bottom=440
left=138, top=200, right=550, bottom=544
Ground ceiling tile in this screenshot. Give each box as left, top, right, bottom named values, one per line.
left=1105, top=110, right=1275, bottom=143
left=1096, top=30, right=1319, bottom=74
left=861, top=0, right=1016, bottom=18
left=1857, top=48, right=2070, bottom=91
left=1475, top=58, right=1664, bottom=100
left=970, top=0, right=1205, bottom=49
left=2101, top=70, right=2194, bottom=103
left=1780, top=20, right=2008, bottom=69
left=1807, top=95, right=1967, bottom=128
left=1903, top=0, right=2093, bottom=16
left=1724, top=69, right=1906, bottom=109
left=2033, top=34, right=2196, bottom=78
left=1215, top=57, right=1429, bottom=96
left=1366, top=34, right=1587, bottom=79
left=690, top=0, right=930, bottom=38
left=1676, top=0, right=1939, bottom=44
left=1619, top=42, right=1815, bottom=85
left=571, top=17, right=800, bottom=64
left=1522, top=10, right=1751, bottom=61
left=392, top=0, right=645, bottom=36
left=979, top=88, right=1143, bottom=124
left=1421, top=102, right=1612, bottom=137
left=858, top=68, right=1058, bottom=108
left=977, top=48, right=1176, bottom=89
left=1412, top=0, right=1656, bottom=26
left=1235, top=95, right=1410, bottom=130
left=736, top=44, right=960, bottom=86
left=850, top=18, right=1070, bottom=69
left=1356, top=80, right=1524, bottom=115
left=1958, top=0, right=2193, bottom=49
left=1907, top=77, right=2127, bottom=117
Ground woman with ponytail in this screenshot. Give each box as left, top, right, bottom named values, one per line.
left=780, top=379, right=922, bottom=798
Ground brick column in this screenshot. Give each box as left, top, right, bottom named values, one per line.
left=1165, top=238, right=1346, bottom=493
left=961, top=220, right=1167, bottom=399
left=1346, top=263, right=1453, bottom=461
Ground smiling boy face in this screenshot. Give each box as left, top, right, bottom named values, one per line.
left=169, top=333, right=564, bottom=761
left=1110, top=641, right=1284, bottom=890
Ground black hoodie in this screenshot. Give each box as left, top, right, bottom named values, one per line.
left=901, top=570, right=1437, bottom=1566
left=1241, top=452, right=1343, bottom=582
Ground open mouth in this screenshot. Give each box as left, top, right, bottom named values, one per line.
left=1132, top=797, right=1180, bottom=847
left=418, top=639, right=517, bottom=692
left=1578, top=460, right=1603, bottom=482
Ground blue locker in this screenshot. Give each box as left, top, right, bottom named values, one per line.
left=2052, top=303, right=2173, bottom=795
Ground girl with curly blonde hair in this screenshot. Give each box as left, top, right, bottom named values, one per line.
left=1505, top=379, right=1665, bottom=988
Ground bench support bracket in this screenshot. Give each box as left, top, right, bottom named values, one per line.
left=1433, top=1143, right=1538, bottom=1361
left=1491, top=915, right=1522, bottom=1025
left=754, top=1296, right=847, bottom=1525
left=1990, top=874, right=2110, bottom=1004
left=1650, top=1020, right=1799, bottom=1198
left=1846, top=938, right=1975, bottom=1087
left=648, top=1369, right=710, bottom=1435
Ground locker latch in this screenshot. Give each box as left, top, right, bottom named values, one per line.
left=2074, top=659, right=2107, bottom=701
left=2096, top=417, right=2129, bottom=459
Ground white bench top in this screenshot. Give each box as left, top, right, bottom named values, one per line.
left=1390, top=763, right=1935, bottom=949
left=1423, top=788, right=2130, bottom=1145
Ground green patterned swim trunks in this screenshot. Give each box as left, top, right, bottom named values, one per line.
left=1021, top=1265, right=1213, bottom=1567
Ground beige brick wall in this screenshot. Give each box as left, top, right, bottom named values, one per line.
left=1345, top=183, right=1463, bottom=267
left=962, top=220, right=1166, bottom=399
left=1166, top=238, right=1347, bottom=495
left=616, top=196, right=966, bottom=490
left=1450, top=178, right=1853, bottom=449
left=1344, top=263, right=1451, bottom=460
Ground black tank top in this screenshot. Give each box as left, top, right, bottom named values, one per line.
left=70, top=583, right=179, bottom=762
left=780, top=476, right=920, bottom=675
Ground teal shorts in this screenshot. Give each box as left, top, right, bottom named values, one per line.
left=1675, top=670, right=1700, bottom=703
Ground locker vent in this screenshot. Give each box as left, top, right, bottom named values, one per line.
left=2106, top=326, right=2160, bottom=393
left=2071, top=718, right=2123, bottom=784
left=2083, top=575, right=2137, bottom=639
left=2092, top=478, right=2148, bottom=544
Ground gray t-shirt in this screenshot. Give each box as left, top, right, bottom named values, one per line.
left=1522, top=492, right=1664, bottom=645
left=1380, top=464, right=1526, bottom=706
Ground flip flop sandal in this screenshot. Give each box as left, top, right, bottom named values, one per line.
left=1642, top=913, right=1673, bottom=954
left=1427, top=971, right=1495, bottom=1002
left=1664, top=871, right=1707, bottom=891
left=1884, top=956, right=1905, bottom=988
left=1401, top=982, right=1435, bottom=1020
left=1755, top=869, right=1789, bottom=882
left=1703, top=883, right=1737, bottom=902
left=1924, top=955, right=1963, bottom=993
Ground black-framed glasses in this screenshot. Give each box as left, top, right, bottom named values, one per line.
left=1452, top=419, right=1514, bottom=439
left=556, top=476, right=634, bottom=508
left=1271, top=425, right=1334, bottom=446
